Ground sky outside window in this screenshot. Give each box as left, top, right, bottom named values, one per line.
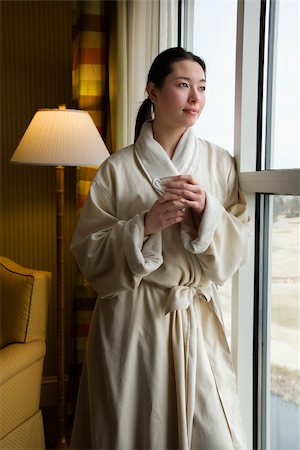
left=191, top=0, right=237, bottom=153
left=271, top=0, right=299, bottom=169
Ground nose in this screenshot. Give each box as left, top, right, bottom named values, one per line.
left=189, top=86, right=200, bottom=103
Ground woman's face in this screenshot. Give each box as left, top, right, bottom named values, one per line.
left=147, top=59, right=206, bottom=132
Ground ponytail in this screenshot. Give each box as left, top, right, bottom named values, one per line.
left=134, top=98, right=153, bottom=142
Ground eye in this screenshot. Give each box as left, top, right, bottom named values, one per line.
left=198, top=86, right=206, bottom=92
left=178, top=82, right=189, bottom=88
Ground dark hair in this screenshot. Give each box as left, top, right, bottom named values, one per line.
left=134, top=47, right=206, bottom=142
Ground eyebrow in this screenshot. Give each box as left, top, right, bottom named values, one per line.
left=175, top=76, right=206, bottom=82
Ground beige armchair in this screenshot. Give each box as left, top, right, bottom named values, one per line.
left=0, top=256, right=51, bottom=450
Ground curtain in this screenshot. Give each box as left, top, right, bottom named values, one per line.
left=113, top=0, right=178, bottom=148
left=69, top=0, right=178, bottom=413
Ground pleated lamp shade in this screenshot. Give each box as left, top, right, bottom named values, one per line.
left=11, top=108, right=110, bottom=166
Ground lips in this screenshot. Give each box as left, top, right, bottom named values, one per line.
left=183, top=108, right=199, bottom=114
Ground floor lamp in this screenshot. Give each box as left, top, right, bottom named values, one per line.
left=11, top=107, right=110, bottom=447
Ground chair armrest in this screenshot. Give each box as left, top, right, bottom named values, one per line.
left=0, top=341, right=46, bottom=385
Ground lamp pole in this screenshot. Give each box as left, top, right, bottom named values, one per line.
left=55, top=165, right=68, bottom=448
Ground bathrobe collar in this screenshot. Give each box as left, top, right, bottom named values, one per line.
left=134, top=120, right=200, bottom=193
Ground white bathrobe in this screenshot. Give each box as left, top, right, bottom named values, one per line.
left=70, top=121, right=251, bottom=450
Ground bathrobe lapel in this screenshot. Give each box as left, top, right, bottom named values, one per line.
left=134, top=120, right=200, bottom=193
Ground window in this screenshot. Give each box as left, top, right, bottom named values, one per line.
left=238, top=1, right=300, bottom=449
left=182, top=0, right=300, bottom=449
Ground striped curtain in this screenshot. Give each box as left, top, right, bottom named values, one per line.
left=72, top=0, right=108, bottom=134
left=69, top=0, right=109, bottom=411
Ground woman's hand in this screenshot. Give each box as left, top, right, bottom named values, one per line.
left=163, top=175, right=206, bottom=228
left=144, top=193, right=186, bottom=236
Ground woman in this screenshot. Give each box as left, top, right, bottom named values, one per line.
left=70, top=47, right=251, bottom=450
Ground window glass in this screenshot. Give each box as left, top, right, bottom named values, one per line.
left=191, top=0, right=237, bottom=153
left=268, top=1, right=299, bottom=169
left=270, top=195, right=300, bottom=448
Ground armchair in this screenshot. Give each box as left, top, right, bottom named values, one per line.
left=0, top=256, right=51, bottom=449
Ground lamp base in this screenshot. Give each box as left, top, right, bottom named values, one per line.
left=55, top=437, right=69, bottom=449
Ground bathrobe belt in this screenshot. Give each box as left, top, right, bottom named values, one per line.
left=165, top=285, right=210, bottom=450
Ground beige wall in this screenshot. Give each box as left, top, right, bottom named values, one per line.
left=0, top=1, right=78, bottom=404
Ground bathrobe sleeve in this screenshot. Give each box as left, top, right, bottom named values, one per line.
left=180, top=158, right=252, bottom=285
left=70, top=178, right=163, bottom=298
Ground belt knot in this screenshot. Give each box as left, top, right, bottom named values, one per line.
left=165, top=284, right=210, bottom=316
